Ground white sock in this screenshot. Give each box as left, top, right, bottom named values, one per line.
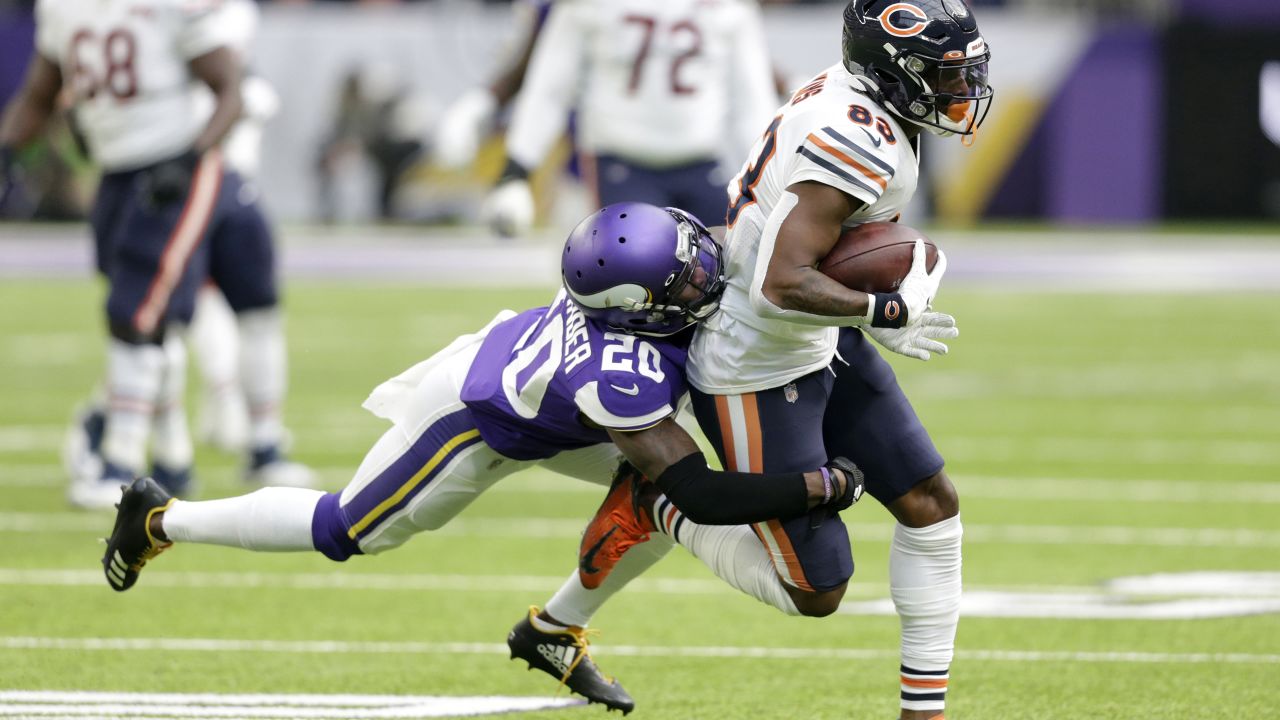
left=191, top=286, right=241, bottom=404
left=237, top=307, right=287, bottom=450
left=102, top=340, right=166, bottom=473
left=891, top=515, right=963, bottom=714
left=543, top=534, right=674, bottom=628
left=150, top=330, right=193, bottom=470
left=652, top=495, right=800, bottom=616
left=163, top=487, right=325, bottom=551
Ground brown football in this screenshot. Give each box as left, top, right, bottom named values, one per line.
left=817, top=222, right=939, bottom=294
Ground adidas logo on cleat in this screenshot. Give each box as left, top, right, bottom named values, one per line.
left=536, top=643, right=575, bottom=675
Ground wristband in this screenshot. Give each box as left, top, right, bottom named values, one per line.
left=869, top=292, right=908, bottom=329
left=819, top=466, right=833, bottom=505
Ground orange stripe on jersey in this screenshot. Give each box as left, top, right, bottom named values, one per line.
left=713, top=395, right=740, bottom=471
left=806, top=133, right=888, bottom=190
left=902, top=677, right=950, bottom=689
left=764, top=518, right=813, bottom=592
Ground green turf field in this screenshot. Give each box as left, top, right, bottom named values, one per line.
left=1, top=279, right=1278, bottom=719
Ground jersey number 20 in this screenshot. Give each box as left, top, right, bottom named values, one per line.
left=503, top=318, right=663, bottom=419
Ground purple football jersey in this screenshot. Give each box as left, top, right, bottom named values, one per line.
left=461, top=289, right=689, bottom=460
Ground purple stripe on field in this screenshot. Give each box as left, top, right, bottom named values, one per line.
left=1049, top=24, right=1161, bottom=222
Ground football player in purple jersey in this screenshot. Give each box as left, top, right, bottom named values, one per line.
left=102, top=202, right=863, bottom=715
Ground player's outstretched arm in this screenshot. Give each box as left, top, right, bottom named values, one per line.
left=607, top=419, right=859, bottom=525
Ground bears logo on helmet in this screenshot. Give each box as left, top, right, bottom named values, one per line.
left=878, top=3, right=930, bottom=38
left=842, top=0, right=994, bottom=137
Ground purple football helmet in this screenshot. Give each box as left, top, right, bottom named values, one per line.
left=562, top=203, right=725, bottom=336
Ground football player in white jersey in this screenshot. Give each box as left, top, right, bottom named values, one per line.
left=0, top=0, right=312, bottom=508
left=527, top=2, right=992, bottom=718
left=483, top=0, right=777, bottom=237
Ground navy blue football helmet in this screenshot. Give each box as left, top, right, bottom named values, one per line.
left=561, top=203, right=725, bottom=337
left=842, top=0, right=993, bottom=136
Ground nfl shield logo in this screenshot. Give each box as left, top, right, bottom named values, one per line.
left=783, top=383, right=799, bottom=404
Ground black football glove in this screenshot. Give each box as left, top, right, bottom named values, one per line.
left=809, top=456, right=865, bottom=530
left=825, top=456, right=865, bottom=512
left=142, top=149, right=200, bottom=208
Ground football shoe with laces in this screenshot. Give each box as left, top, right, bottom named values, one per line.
left=102, top=477, right=175, bottom=591
left=507, top=606, right=635, bottom=715
left=577, top=461, right=655, bottom=590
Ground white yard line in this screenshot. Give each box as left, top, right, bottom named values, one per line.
left=2, top=569, right=1277, bottom=600
left=1, top=636, right=1276, bottom=665
left=5, top=512, right=1279, bottom=547
left=3, top=424, right=1280, bottom=467
left=0, top=691, right=582, bottom=719
left=0, top=569, right=732, bottom=596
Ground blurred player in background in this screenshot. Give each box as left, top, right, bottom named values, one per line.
left=189, top=0, right=281, bottom=454
left=101, top=203, right=863, bottom=714
left=0, top=0, right=313, bottom=509
left=524, top=2, right=992, bottom=718
left=482, top=0, right=778, bottom=237
left=432, top=0, right=548, bottom=172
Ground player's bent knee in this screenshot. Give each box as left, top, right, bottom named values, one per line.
left=890, top=471, right=959, bottom=528
left=310, top=492, right=363, bottom=562
left=786, top=582, right=848, bottom=618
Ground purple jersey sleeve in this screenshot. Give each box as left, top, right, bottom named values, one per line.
left=566, top=349, right=687, bottom=432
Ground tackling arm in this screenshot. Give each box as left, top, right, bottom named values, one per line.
left=607, top=418, right=854, bottom=525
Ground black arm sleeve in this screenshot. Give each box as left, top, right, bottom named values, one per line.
left=653, top=452, right=809, bottom=525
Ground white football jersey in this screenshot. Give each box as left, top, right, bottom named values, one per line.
left=505, top=0, right=776, bottom=168
left=687, top=63, right=920, bottom=394
left=35, top=0, right=239, bottom=170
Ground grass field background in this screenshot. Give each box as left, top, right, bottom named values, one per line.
left=1, top=272, right=1278, bottom=719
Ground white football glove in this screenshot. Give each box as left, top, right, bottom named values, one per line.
left=482, top=178, right=534, bottom=238
left=866, top=311, right=959, bottom=361
left=433, top=89, right=497, bottom=170
left=898, top=239, right=948, bottom=326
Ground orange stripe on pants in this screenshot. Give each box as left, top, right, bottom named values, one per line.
left=133, top=150, right=223, bottom=335
left=722, top=392, right=813, bottom=592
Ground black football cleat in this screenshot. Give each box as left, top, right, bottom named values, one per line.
left=508, top=606, right=635, bottom=715
left=102, top=477, right=175, bottom=592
